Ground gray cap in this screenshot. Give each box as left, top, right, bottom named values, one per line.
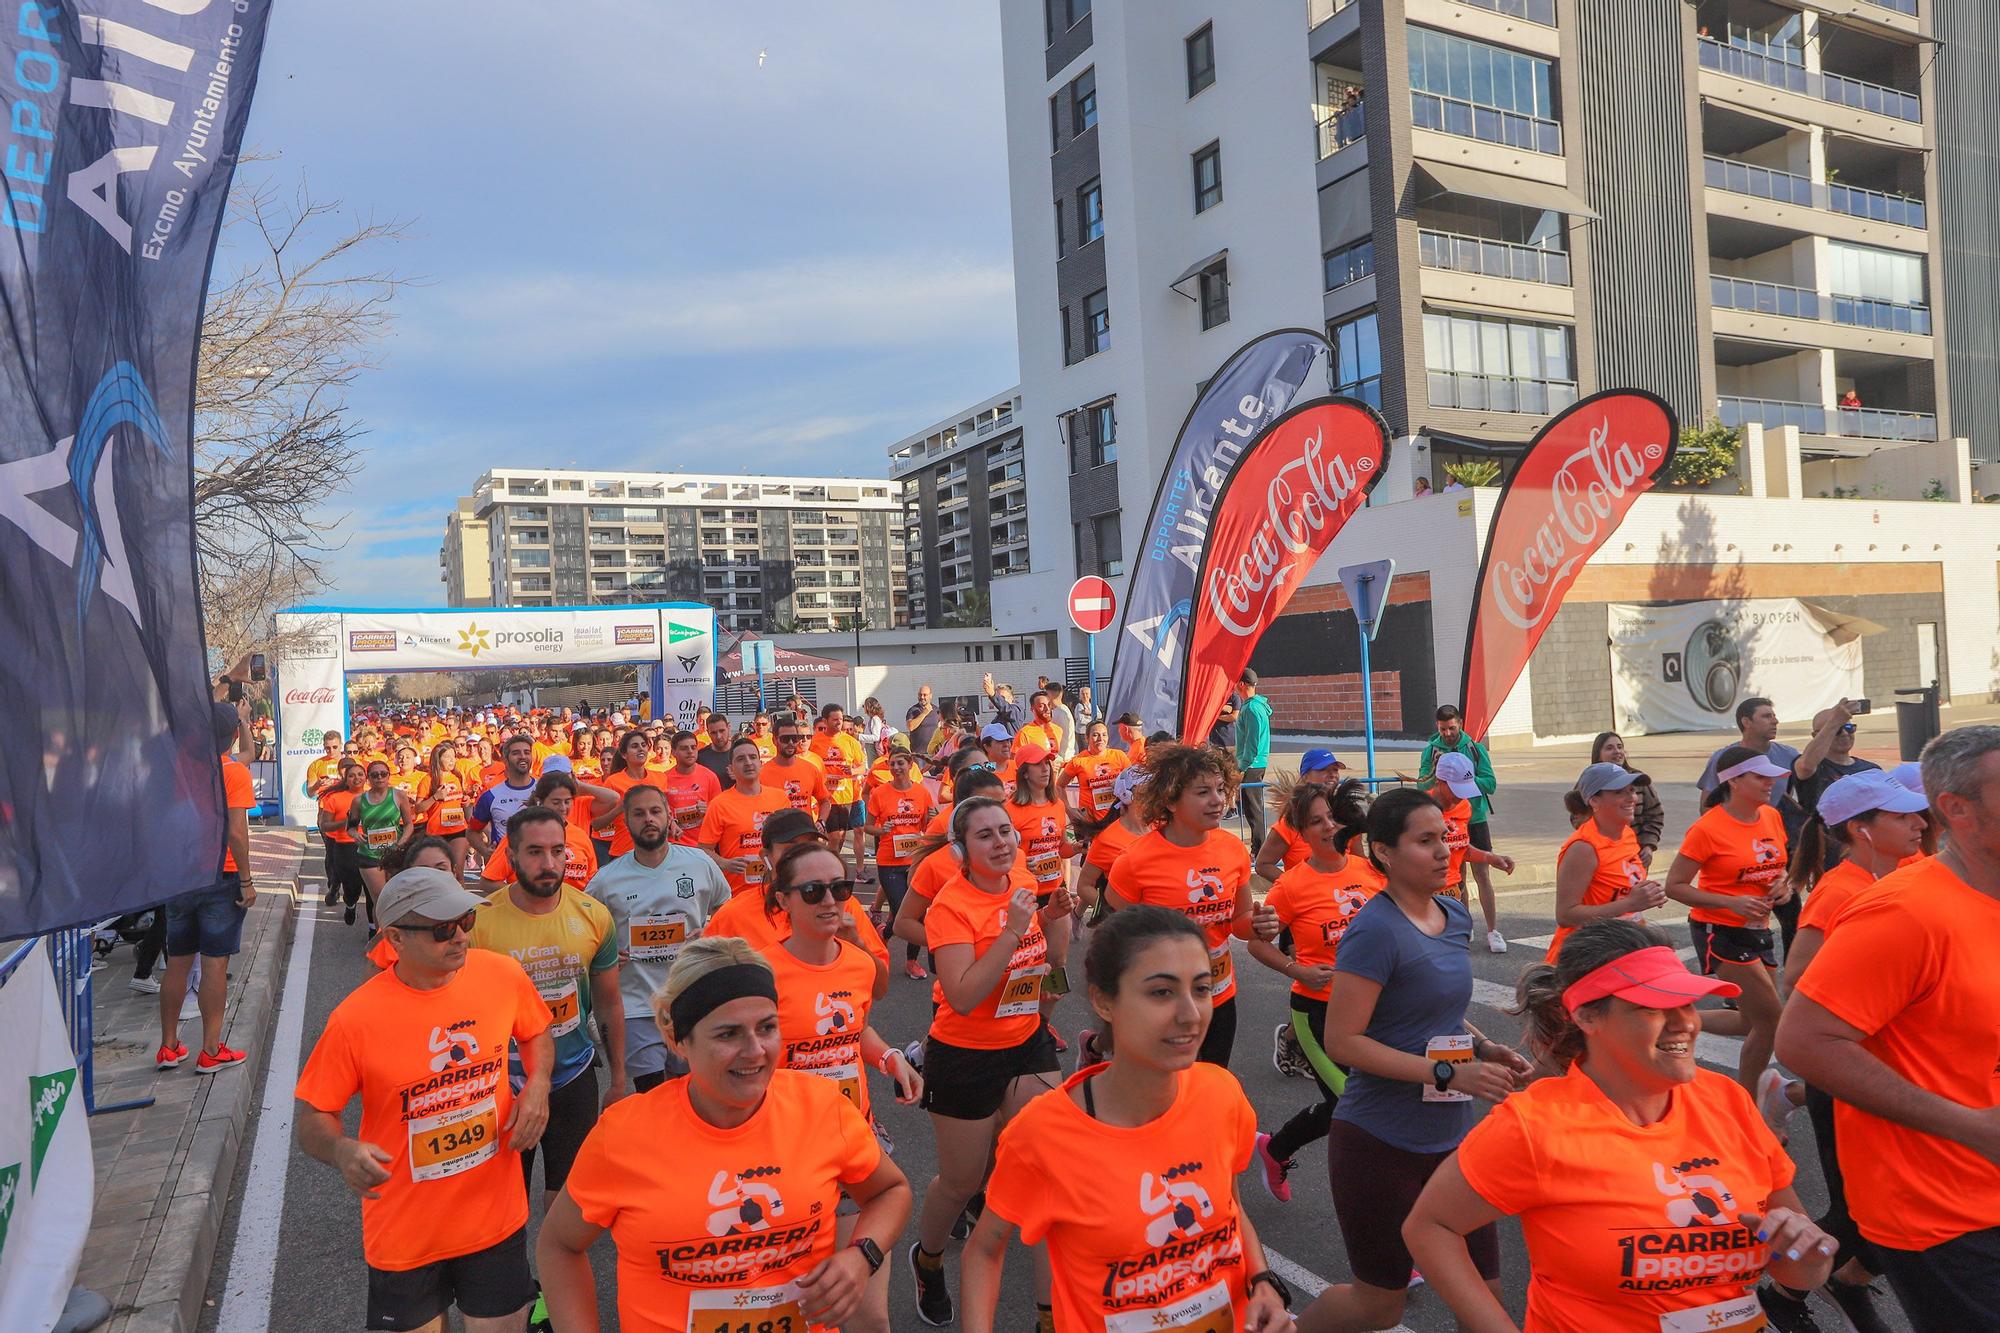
left=1577, top=762, right=1649, bottom=800
left=376, top=866, right=482, bottom=926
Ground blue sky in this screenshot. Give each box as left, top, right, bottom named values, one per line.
left=242, top=2, right=1019, bottom=605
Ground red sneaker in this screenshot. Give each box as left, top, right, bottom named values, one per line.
left=194, top=1043, right=246, bottom=1074
left=155, top=1042, right=188, bottom=1070
left=903, top=960, right=929, bottom=980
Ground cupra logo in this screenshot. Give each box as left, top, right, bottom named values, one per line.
left=456, top=623, right=492, bottom=657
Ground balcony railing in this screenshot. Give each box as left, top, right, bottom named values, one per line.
left=1718, top=395, right=1938, bottom=441
left=1456, top=0, right=1556, bottom=24
left=1411, top=90, right=1561, bottom=155
left=1418, top=229, right=1572, bottom=286
left=1828, top=181, right=1926, bottom=228
left=1427, top=371, right=1579, bottom=414
left=1832, top=293, right=1932, bottom=334
left=1719, top=395, right=1825, bottom=434
left=1711, top=274, right=1821, bottom=320
left=1698, top=38, right=1920, bottom=123
left=1703, top=155, right=1925, bottom=228
left=1840, top=406, right=1937, bottom=440
left=1308, top=0, right=1356, bottom=24
left=1859, top=0, right=1917, bottom=12
left=1317, top=103, right=1365, bottom=159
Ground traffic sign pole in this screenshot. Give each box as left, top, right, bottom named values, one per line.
left=1358, top=616, right=1376, bottom=782
left=1337, top=560, right=1397, bottom=784
left=1067, top=577, right=1118, bottom=714
left=1087, top=631, right=1098, bottom=706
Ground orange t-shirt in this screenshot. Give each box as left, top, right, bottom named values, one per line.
left=657, top=766, right=723, bottom=847
left=1107, top=828, right=1252, bottom=1001
left=1017, top=720, right=1063, bottom=755
left=924, top=869, right=1049, bottom=1049
left=866, top=783, right=936, bottom=867
left=1678, top=804, right=1789, bottom=928
left=417, top=772, right=471, bottom=837
left=808, top=731, right=866, bottom=805
left=1268, top=816, right=1310, bottom=871
left=1084, top=819, right=1142, bottom=877
left=564, top=1072, right=881, bottom=1333
left=221, top=757, right=256, bottom=873
left=1061, top=748, right=1129, bottom=820
left=761, top=940, right=880, bottom=1119
left=695, top=786, right=793, bottom=897
left=1007, top=799, right=1070, bottom=896
left=1264, top=856, right=1385, bottom=1001
left=1794, top=858, right=1875, bottom=935
left=319, top=788, right=358, bottom=843
left=1795, top=859, right=2000, bottom=1249
left=599, top=767, right=656, bottom=856
left=1456, top=1065, right=1793, bottom=1332
left=1547, top=820, right=1649, bottom=963
left=480, top=823, right=599, bottom=891
left=1439, top=797, right=1473, bottom=894
left=760, top=758, right=830, bottom=814
left=749, top=731, right=777, bottom=760
left=1121, top=735, right=1147, bottom=764
left=293, top=950, right=552, bottom=1270
left=706, top=890, right=892, bottom=975
left=987, top=1061, right=1257, bottom=1331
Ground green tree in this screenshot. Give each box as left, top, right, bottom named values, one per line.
left=1666, top=418, right=1741, bottom=487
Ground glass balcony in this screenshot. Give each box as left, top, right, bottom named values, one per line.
left=1410, top=90, right=1562, bottom=155
left=1704, top=158, right=1928, bottom=229
left=1456, top=0, right=1555, bottom=24
left=1418, top=229, right=1571, bottom=286
left=1317, top=103, right=1366, bottom=159
left=1426, top=371, right=1579, bottom=414
left=1839, top=406, right=1937, bottom=440
left=1719, top=395, right=1937, bottom=441
left=1719, top=395, right=1827, bottom=433
left=1831, top=294, right=1932, bottom=334
left=1827, top=182, right=1925, bottom=229
left=1859, top=0, right=1916, bottom=12
left=1711, top=274, right=1821, bottom=320
left=1698, top=38, right=1920, bottom=123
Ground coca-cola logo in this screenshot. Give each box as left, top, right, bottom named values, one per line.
left=1491, top=417, right=1663, bottom=633
left=1204, top=425, right=1373, bottom=638
left=284, top=686, right=338, bottom=705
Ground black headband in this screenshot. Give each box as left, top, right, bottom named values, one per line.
left=668, top=963, right=778, bottom=1039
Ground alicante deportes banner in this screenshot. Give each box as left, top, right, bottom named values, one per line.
left=1104, top=329, right=1331, bottom=741
left=0, top=2, right=274, bottom=937
left=1459, top=390, right=1678, bottom=741
left=1181, top=399, right=1390, bottom=743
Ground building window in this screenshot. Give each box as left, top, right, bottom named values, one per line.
left=1193, top=142, right=1223, bottom=212
left=1054, top=198, right=1066, bottom=258
left=1074, top=401, right=1116, bottom=468
left=1094, top=513, right=1124, bottom=577
left=1198, top=265, right=1230, bottom=330
left=1049, top=93, right=1061, bottom=151
left=1330, top=310, right=1383, bottom=409
left=1422, top=309, right=1577, bottom=413
left=1186, top=23, right=1215, bottom=96
left=1407, top=27, right=1560, bottom=155
left=1324, top=238, right=1375, bottom=291
left=1071, top=67, right=1097, bottom=133
left=1083, top=288, right=1110, bottom=356
left=1078, top=179, right=1103, bottom=244
left=1046, top=0, right=1090, bottom=40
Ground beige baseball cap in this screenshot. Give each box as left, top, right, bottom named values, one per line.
left=376, top=866, right=482, bottom=925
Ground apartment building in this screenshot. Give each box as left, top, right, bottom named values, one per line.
left=438, top=497, right=492, bottom=607
left=443, top=469, right=908, bottom=632
left=885, top=389, right=1031, bottom=627
left=995, top=0, right=1996, bottom=644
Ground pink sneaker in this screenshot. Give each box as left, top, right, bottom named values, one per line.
left=1254, top=1132, right=1293, bottom=1203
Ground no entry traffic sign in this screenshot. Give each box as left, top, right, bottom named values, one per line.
left=1068, top=577, right=1117, bottom=634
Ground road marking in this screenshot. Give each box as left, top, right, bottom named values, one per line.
left=215, top=899, right=319, bottom=1333
left=1262, top=1247, right=1416, bottom=1331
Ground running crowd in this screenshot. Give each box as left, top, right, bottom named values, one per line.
left=269, top=680, right=1996, bottom=1333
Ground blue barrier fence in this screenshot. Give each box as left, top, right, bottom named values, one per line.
left=1, top=928, right=154, bottom=1116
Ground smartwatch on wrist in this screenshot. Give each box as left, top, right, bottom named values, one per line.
left=1433, top=1060, right=1457, bottom=1093
left=850, top=1237, right=885, bottom=1273
left=1247, top=1269, right=1292, bottom=1309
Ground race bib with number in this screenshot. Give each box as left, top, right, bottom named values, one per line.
left=407, top=1095, right=498, bottom=1183
left=629, top=915, right=687, bottom=962
left=1658, top=1294, right=1765, bottom=1332
left=1104, top=1278, right=1235, bottom=1333
left=1423, top=1033, right=1475, bottom=1103
left=673, top=802, right=706, bottom=831
left=686, top=1281, right=806, bottom=1333
left=995, top=965, right=1049, bottom=1018
left=808, top=1059, right=864, bottom=1110
left=365, top=826, right=397, bottom=850
left=1088, top=777, right=1114, bottom=811
left=1207, top=944, right=1235, bottom=1001
left=436, top=804, right=466, bottom=832
left=891, top=832, right=922, bottom=860
left=542, top=979, right=581, bottom=1038
left=1027, top=851, right=1063, bottom=884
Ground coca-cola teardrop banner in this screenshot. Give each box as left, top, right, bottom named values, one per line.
left=1458, top=389, right=1678, bottom=740
left=1181, top=399, right=1391, bottom=743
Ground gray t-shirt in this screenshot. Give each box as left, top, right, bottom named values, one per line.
left=1331, top=892, right=1476, bottom=1153
left=588, top=846, right=730, bottom=1018
left=1696, top=741, right=1801, bottom=803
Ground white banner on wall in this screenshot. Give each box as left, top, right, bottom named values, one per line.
left=274, top=613, right=348, bottom=829
left=659, top=606, right=716, bottom=734
left=337, top=609, right=668, bottom=671
left=0, top=943, right=92, bottom=1331
left=1609, top=599, right=1864, bottom=736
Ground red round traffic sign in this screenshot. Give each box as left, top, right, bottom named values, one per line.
left=1068, top=576, right=1117, bottom=634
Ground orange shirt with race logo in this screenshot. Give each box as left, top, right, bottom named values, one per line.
left=760, top=757, right=831, bottom=814
left=1795, top=859, right=2000, bottom=1250
left=986, top=1061, right=1257, bottom=1333
left=319, top=788, right=359, bottom=843
left=1017, top=721, right=1063, bottom=755
left=480, top=823, right=599, bottom=891
left=1457, top=1064, right=1792, bottom=1333
left=1794, top=858, right=1875, bottom=935
left=564, top=1071, right=881, bottom=1333
left=924, top=868, right=1049, bottom=1050
left=1007, top=798, right=1070, bottom=898
left=599, top=768, right=657, bottom=857
left=1084, top=819, right=1142, bottom=878
left=1546, top=821, right=1649, bottom=962
left=416, top=772, right=471, bottom=838
left=293, top=950, right=552, bottom=1271
left=656, top=766, right=723, bottom=847
left=694, top=786, right=793, bottom=898
left=808, top=731, right=866, bottom=805
left=221, top=758, right=257, bottom=873
left=705, top=889, right=892, bottom=974
left=1267, top=817, right=1310, bottom=872
left=748, top=731, right=777, bottom=760
left=761, top=940, right=880, bottom=1119
left=1438, top=796, right=1474, bottom=897
left=1061, top=749, right=1129, bottom=821
left=866, top=782, right=936, bottom=867
left=1107, top=828, right=1252, bottom=1002
left=1678, top=804, right=1789, bottom=928
left=1264, top=856, right=1385, bottom=1002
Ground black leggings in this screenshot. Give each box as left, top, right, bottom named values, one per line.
left=325, top=839, right=371, bottom=920
left=1805, top=1083, right=1882, bottom=1275
left=522, top=1065, right=600, bottom=1195
left=1197, top=995, right=1237, bottom=1067
left=1270, top=996, right=1348, bottom=1163
left=877, top=866, right=919, bottom=962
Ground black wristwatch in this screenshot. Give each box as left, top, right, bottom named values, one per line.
left=1247, top=1268, right=1292, bottom=1309
left=850, top=1237, right=885, bottom=1273
left=1433, top=1060, right=1457, bottom=1093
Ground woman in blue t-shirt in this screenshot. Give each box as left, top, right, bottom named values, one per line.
left=1297, top=787, right=1533, bottom=1332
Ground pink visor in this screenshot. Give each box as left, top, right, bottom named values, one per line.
left=1562, top=946, right=1740, bottom=1013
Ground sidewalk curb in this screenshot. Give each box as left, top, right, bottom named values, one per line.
left=104, top=835, right=302, bottom=1333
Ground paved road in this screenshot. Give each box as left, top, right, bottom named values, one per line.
left=202, top=859, right=1902, bottom=1332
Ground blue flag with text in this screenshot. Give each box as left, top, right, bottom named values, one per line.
left=0, top=2, right=273, bottom=938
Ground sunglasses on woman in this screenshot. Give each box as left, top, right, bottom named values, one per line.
left=396, top=910, right=478, bottom=943
left=784, top=878, right=856, bottom=904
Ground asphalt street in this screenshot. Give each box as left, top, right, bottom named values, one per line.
left=198, top=842, right=1907, bottom=1333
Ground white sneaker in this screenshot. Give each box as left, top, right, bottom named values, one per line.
left=128, top=976, right=162, bottom=994
left=179, top=995, right=201, bottom=1022
left=1756, top=1067, right=1797, bottom=1135
left=1486, top=930, right=1509, bottom=954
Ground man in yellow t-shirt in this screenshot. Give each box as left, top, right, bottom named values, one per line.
left=810, top=703, right=869, bottom=877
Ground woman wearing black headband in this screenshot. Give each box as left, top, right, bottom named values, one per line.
left=535, top=937, right=911, bottom=1332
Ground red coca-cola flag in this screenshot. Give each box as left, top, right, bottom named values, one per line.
left=1459, top=390, right=1678, bottom=740
left=1181, top=398, right=1390, bottom=742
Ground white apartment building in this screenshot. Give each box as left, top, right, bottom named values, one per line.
left=885, top=389, right=1030, bottom=627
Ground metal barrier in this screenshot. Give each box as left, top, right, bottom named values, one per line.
left=1, top=929, right=154, bottom=1116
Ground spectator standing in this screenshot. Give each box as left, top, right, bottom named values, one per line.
left=1209, top=692, right=1239, bottom=752
left=980, top=672, right=1023, bottom=732
left=1045, top=682, right=1079, bottom=763
left=1072, top=684, right=1096, bottom=731
left=1418, top=705, right=1504, bottom=953
left=905, top=684, right=940, bottom=756
left=1234, top=671, right=1273, bottom=850
left=695, top=713, right=734, bottom=785
left=1587, top=731, right=1664, bottom=865
left=858, top=696, right=895, bottom=760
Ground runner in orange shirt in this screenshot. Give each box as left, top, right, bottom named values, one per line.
left=1548, top=763, right=1668, bottom=964
left=763, top=717, right=833, bottom=822
left=866, top=747, right=936, bottom=980
left=1104, top=743, right=1279, bottom=1068
left=1006, top=743, right=1079, bottom=1048
left=890, top=767, right=1010, bottom=954
left=1251, top=748, right=1347, bottom=883
left=976, top=723, right=1018, bottom=798
left=705, top=810, right=892, bottom=987
left=696, top=737, right=793, bottom=898
left=296, top=867, right=553, bottom=1332
left=654, top=730, right=723, bottom=848
left=390, top=744, right=425, bottom=800
left=961, top=906, right=1292, bottom=1333
left=1058, top=721, right=1127, bottom=825
left=1014, top=690, right=1063, bottom=757
left=1074, top=766, right=1151, bottom=921
left=1407, top=920, right=1832, bottom=1332
left=1424, top=753, right=1516, bottom=911
left=479, top=772, right=601, bottom=891
left=318, top=759, right=370, bottom=926
left=595, top=729, right=655, bottom=859
left=810, top=704, right=869, bottom=877
left=1114, top=711, right=1147, bottom=763
left=414, top=741, right=473, bottom=881
left=535, top=938, right=912, bottom=1333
